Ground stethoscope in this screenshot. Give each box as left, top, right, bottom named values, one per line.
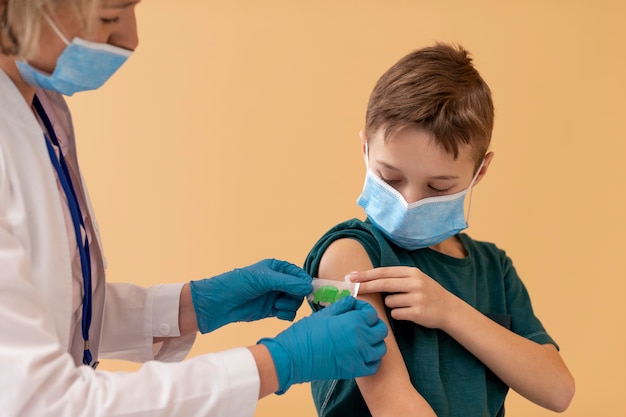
left=32, top=95, right=98, bottom=369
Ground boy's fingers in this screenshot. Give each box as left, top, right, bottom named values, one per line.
left=346, top=266, right=408, bottom=282
left=357, top=281, right=381, bottom=294
left=357, top=278, right=405, bottom=294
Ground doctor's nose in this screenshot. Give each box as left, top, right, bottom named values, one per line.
left=107, top=10, right=139, bottom=51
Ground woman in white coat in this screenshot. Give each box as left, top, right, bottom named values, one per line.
left=0, top=1, right=388, bottom=416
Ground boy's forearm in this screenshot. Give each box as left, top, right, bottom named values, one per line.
left=443, top=299, right=575, bottom=412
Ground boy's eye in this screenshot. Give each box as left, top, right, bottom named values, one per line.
left=380, top=176, right=401, bottom=186
left=428, top=185, right=452, bottom=193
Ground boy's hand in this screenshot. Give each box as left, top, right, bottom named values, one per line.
left=347, top=267, right=459, bottom=330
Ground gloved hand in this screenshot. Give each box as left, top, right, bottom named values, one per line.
left=258, top=296, right=388, bottom=394
left=190, top=259, right=312, bottom=334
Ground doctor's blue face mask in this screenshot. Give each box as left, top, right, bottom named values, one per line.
left=357, top=143, right=484, bottom=250
left=16, top=16, right=132, bottom=96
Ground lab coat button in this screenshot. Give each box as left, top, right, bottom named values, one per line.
left=158, top=323, right=171, bottom=336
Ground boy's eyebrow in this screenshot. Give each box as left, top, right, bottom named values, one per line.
left=428, top=175, right=459, bottom=180
left=377, top=160, right=459, bottom=180
left=376, top=161, right=402, bottom=172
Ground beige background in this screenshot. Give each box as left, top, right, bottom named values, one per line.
left=67, top=1, right=625, bottom=416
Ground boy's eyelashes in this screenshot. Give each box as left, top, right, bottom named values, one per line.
left=379, top=175, right=453, bottom=194
left=100, top=16, right=121, bottom=24
left=428, top=185, right=452, bottom=193
left=380, top=176, right=401, bottom=185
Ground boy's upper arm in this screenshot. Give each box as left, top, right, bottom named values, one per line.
left=318, top=238, right=423, bottom=416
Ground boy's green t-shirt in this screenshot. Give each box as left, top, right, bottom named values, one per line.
left=303, top=218, right=557, bottom=417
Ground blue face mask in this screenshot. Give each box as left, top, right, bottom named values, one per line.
left=16, top=16, right=132, bottom=96
left=357, top=162, right=483, bottom=250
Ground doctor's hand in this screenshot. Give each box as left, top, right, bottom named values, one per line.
left=258, top=297, right=388, bottom=394
left=189, top=259, right=312, bottom=334
left=348, top=267, right=459, bottom=330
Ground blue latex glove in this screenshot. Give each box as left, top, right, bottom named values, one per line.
left=189, top=259, right=312, bottom=334
left=258, top=296, right=388, bottom=394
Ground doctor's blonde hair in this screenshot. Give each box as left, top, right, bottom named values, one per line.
left=0, top=0, right=98, bottom=59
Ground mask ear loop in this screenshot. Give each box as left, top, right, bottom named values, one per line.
left=465, top=158, right=486, bottom=224
left=44, top=15, right=70, bottom=45
left=360, top=139, right=371, bottom=193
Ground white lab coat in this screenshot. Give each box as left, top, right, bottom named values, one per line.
left=0, top=69, right=260, bottom=417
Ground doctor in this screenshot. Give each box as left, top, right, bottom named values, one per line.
left=0, top=1, right=388, bottom=416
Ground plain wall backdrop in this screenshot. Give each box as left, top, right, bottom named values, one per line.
left=67, top=1, right=625, bottom=416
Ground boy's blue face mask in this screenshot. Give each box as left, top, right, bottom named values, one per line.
left=16, top=16, right=132, bottom=96
left=357, top=158, right=484, bottom=251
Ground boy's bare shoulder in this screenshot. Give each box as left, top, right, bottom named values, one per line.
left=319, top=238, right=373, bottom=282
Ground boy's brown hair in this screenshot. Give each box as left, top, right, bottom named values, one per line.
left=365, top=43, right=494, bottom=167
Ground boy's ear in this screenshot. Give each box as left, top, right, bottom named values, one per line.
left=359, top=130, right=367, bottom=157
left=474, top=151, right=495, bottom=186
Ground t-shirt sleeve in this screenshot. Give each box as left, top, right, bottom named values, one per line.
left=502, top=255, right=559, bottom=349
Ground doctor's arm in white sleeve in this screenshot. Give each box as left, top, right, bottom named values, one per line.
left=100, top=278, right=278, bottom=395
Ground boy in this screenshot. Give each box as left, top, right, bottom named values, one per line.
left=303, top=43, right=574, bottom=416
